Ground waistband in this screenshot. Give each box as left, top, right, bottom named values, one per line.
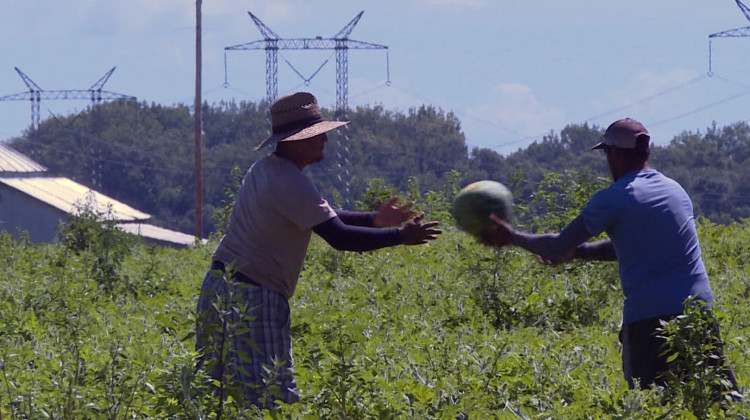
left=210, top=260, right=260, bottom=286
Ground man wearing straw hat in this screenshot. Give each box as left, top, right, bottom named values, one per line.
left=196, top=91, right=441, bottom=408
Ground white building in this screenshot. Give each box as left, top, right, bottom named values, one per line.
left=0, top=143, right=199, bottom=247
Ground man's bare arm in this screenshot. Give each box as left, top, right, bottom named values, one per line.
left=509, top=216, right=593, bottom=260
left=574, top=239, right=617, bottom=261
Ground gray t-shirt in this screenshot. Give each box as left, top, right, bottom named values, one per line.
left=213, top=154, right=337, bottom=299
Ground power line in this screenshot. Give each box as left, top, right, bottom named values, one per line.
left=16, top=112, right=750, bottom=211
left=649, top=88, right=750, bottom=128
left=17, top=124, right=241, bottom=177
left=15, top=70, right=750, bottom=185
left=481, top=76, right=749, bottom=152
left=385, top=83, right=526, bottom=138
left=583, top=75, right=708, bottom=123
left=18, top=136, right=196, bottom=176
left=348, top=81, right=391, bottom=101
left=712, top=73, right=750, bottom=90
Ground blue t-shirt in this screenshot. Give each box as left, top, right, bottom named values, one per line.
left=581, top=169, right=713, bottom=324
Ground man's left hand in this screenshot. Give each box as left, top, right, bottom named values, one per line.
left=374, top=197, right=415, bottom=227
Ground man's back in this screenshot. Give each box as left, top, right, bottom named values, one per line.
left=213, top=154, right=336, bottom=298
left=581, top=169, right=713, bottom=324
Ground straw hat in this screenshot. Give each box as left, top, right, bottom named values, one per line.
left=254, top=92, right=349, bottom=151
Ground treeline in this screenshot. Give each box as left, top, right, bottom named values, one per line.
left=8, top=99, right=750, bottom=234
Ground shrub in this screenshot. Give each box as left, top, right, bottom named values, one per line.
left=657, top=297, right=743, bottom=417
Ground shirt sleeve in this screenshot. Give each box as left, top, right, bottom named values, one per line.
left=580, top=187, right=624, bottom=237
left=313, top=216, right=401, bottom=252
left=272, top=170, right=337, bottom=230
left=334, top=209, right=376, bottom=227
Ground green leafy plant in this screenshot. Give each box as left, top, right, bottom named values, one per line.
left=354, top=177, right=398, bottom=211
left=657, top=297, right=743, bottom=418
left=211, top=163, right=245, bottom=240
left=194, top=265, right=295, bottom=417
left=58, top=193, right=134, bottom=295
left=0, top=172, right=749, bottom=418
left=519, top=169, right=609, bottom=232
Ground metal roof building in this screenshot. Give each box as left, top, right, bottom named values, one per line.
left=0, top=142, right=199, bottom=247
left=0, top=142, right=47, bottom=174
left=0, top=177, right=150, bottom=222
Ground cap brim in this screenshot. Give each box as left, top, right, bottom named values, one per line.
left=254, top=120, right=349, bottom=151
left=591, top=140, right=607, bottom=150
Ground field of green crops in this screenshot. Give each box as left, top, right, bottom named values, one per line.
left=2, top=178, right=750, bottom=419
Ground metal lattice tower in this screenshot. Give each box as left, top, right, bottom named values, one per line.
left=0, top=67, right=135, bottom=130
left=225, top=10, right=389, bottom=114
left=708, top=0, right=750, bottom=74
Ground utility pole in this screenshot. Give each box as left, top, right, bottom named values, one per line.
left=224, top=10, right=389, bottom=114
left=194, top=0, right=203, bottom=239
left=0, top=67, right=134, bottom=130
left=708, top=0, right=750, bottom=74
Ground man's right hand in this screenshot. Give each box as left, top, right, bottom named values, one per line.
left=399, top=213, right=441, bottom=245
left=535, top=250, right=575, bottom=266
left=479, top=213, right=514, bottom=247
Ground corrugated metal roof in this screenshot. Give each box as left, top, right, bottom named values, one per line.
left=0, top=177, right=150, bottom=222
left=0, top=143, right=47, bottom=173
left=116, top=223, right=203, bottom=247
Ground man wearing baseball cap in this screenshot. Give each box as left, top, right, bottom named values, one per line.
left=482, top=118, right=740, bottom=396
left=196, top=92, right=441, bottom=408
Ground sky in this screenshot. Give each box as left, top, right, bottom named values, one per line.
left=1, top=0, right=750, bottom=155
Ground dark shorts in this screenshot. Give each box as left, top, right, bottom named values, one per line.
left=620, top=313, right=739, bottom=393
left=195, top=263, right=298, bottom=408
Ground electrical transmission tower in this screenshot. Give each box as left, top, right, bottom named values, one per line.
left=225, top=10, right=389, bottom=115
left=0, top=67, right=135, bottom=130
left=708, top=0, right=750, bottom=74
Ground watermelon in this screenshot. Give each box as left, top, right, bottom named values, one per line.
left=452, top=180, right=513, bottom=236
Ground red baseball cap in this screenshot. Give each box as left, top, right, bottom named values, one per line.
left=592, top=118, right=650, bottom=150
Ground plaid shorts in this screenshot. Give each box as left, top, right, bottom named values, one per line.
left=196, top=265, right=298, bottom=408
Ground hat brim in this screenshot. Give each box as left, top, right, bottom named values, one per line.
left=254, top=120, right=349, bottom=151
left=591, top=141, right=607, bottom=150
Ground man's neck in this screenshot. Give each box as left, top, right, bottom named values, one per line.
left=613, top=162, right=651, bottom=181
left=273, top=150, right=307, bottom=170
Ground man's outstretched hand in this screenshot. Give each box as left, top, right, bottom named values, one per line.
left=374, top=197, right=415, bottom=227
left=399, top=213, right=441, bottom=245
left=479, top=213, right=514, bottom=247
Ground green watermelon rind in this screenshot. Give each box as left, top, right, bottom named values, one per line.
left=452, top=181, right=513, bottom=236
